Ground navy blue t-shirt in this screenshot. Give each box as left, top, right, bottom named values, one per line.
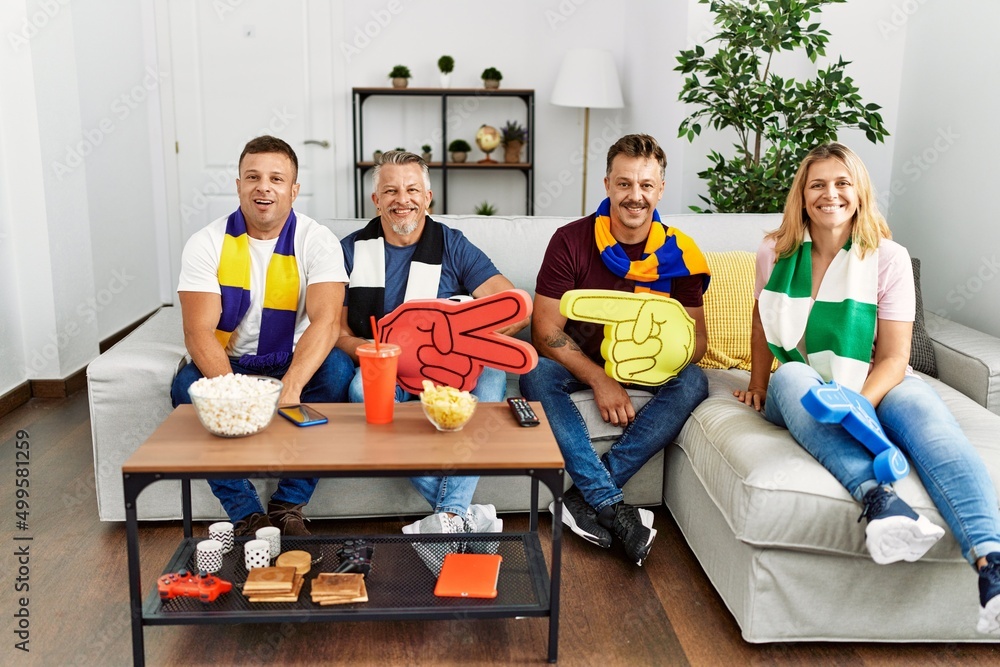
left=341, top=223, right=500, bottom=313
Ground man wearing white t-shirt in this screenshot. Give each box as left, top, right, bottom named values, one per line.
left=170, top=135, right=353, bottom=537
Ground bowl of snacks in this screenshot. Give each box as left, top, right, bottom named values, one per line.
left=419, top=380, right=478, bottom=432
left=188, top=374, right=282, bottom=437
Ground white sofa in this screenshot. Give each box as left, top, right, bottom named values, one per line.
left=87, top=213, right=1000, bottom=642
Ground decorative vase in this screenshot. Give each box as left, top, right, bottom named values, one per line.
left=483, top=79, right=499, bottom=90
left=450, top=151, right=467, bottom=163
left=373, top=150, right=383, bottom=162
left=439, top=73, right=451, bottom=88
left=391, top=77, right=408, bottom=89
left=421, top=152, right=432, bottom=162
left=503, top=140, right=524, bottom=164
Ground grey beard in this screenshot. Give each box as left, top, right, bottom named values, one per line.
left=391, top=220, right=419, bottom=235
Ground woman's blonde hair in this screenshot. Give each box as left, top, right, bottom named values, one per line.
left=768, top=142, right=891, bottom=258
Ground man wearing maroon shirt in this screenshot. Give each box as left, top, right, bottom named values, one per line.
left=520, top=134, right=710, bottom=565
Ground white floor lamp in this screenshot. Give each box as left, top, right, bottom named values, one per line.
left=551, top=48, right=624, bottom=216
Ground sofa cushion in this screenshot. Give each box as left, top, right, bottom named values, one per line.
left=677, top=368, right=1000, bottom=560
left=698, top=251, right=755, bottom=371
left=909, top=257, right=938, bottom=377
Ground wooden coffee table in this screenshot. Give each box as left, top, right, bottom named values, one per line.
left=122, top=401, right=565, bottom=666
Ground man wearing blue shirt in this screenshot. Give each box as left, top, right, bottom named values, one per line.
left=337, top=150, right=527, bottom=541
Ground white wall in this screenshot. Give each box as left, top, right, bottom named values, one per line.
left=888, top=1, right=1000, bottom=337
left=0, top=0, right=164, bottom=395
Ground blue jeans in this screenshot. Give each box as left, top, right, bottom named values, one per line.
left=170, top=348, right=355, bottom=521
left=347, top=366, right=507, bottom=514
left=519, top=357, right=709, bottom=512
left=764, top=361, right=1000, bottom=566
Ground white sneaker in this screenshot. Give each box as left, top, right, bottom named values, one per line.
left=401, top=512, right=466, bottom=535
left=465, top=504, right=503, bottom=533
left=860, top=486, right=945, bottom=564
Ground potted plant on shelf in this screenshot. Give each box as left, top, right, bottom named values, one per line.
left=675, top=0, right=888, bottom=213
left=500, top=120, right=527, bottom=164
left=438, top=55, right=454, bottom=88
left=388, top=65, right=411, bottom=89
left=421, top=144, right=433, bottom=162
left=481, top=67, right=502, bottom=89
left=372, top=149, right=383, bottom=163
left=474, top=201, right=497, bottom=216
left=448, top=139, right=471, bottom=163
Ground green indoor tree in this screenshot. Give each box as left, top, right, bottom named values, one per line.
left=676, top=0, right=890, bottom=213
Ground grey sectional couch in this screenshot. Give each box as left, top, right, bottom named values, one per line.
left=87, top=213, right=1000, bottom=642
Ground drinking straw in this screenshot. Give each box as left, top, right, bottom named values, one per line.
left=370, top=315, right=381, bottom=352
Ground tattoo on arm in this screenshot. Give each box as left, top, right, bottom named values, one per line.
left=546, top=331, right=581, bottom=352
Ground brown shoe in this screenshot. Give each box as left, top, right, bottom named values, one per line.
left=268, top=501, right=310, bottom=536
left=233, top=512, right=272, bottom=537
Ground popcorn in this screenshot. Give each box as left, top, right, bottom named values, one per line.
left=419, top=380, right=477, bottom=431
left=188, top=374, right=282, bottom=437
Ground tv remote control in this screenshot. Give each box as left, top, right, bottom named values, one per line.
left=507, top=397, right=540, bottom=427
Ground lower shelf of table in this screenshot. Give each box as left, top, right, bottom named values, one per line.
left=143, top=533, right=552, bottom=625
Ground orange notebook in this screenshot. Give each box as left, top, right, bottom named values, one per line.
left=433, top=553, right=503, bottom=599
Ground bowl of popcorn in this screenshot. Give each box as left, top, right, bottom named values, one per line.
left=419, top=380, right=478, bottom=432
left=188, top=374, right=282, bottom=437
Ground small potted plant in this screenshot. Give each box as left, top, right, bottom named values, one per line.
left=438, top=55, right=454, bottom=88
left=481, top=67, right=502, bottom=89
left=474, top=201, right=497, bottom=216
left=500, top=120, right=527, bottom=163
left=388, top=65, right=411, bottom=89
left=421, top=144, right=433, bottom=162
left=372, top=149, right=383, bottom=163
left=448, top=139, right=471, bottom=163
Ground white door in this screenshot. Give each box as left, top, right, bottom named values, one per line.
left=158, top=0, right=338, bottom=291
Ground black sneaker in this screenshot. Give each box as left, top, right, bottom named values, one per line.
left=858, top=486, right=943, bottom=564
left=549, top=486, right=611, bottom=548
left=978, top=552, right=1000, bottom=634
left=597, top=502, right=657, bottom=566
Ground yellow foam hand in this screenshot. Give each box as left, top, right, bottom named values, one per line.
left=560, top=289, right=695, bottom=386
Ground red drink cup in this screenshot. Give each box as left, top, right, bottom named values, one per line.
left=356, top=343, right=401, bottom=424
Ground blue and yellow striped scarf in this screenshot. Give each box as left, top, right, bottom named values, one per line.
left=216, top=209, right=299, bottom=369
left=594, top=198, right=710, bottom=296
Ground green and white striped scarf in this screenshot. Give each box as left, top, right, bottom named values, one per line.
left=758, top=232, right=878, bottom=392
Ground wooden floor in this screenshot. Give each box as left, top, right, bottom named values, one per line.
left=2, top=391, right=999, bottom=666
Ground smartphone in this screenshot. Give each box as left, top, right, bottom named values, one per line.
left=277, top=404, right=328, bottom=427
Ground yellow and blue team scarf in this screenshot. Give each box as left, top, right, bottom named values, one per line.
left=594, top=197, right=710, bottom=296
left=216, top=209, right=299, bottom=369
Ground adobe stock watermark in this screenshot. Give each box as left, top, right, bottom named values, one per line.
left=545, top=0, right=591, bottom=31
left=24, top=268, right=135, bottom=373
left=340, top=0, right=406, bottom=63
left=877, top=0, right=931, bottom=39
left=52, top=66, right=168, bottom=181
left=213, top=0, right=248, bottom=21
left=535, top=114, right=625, bottom=213
left=180, top=107, right=295, bottom=223
left=878, top=126, right=958, bottom=212
left=7, top=0, right=70, bottom=52
left=937, top=255, right=1000, bottom=316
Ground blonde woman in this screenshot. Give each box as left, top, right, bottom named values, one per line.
left=735, top=142, right=1000, bottom=634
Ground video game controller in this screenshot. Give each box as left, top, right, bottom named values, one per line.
left=334, top=539, right=374, bottom=577
left=157, top=569, right=233, bottom=603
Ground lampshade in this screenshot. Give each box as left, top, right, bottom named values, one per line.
left=551, top=48, right=624, bottom=109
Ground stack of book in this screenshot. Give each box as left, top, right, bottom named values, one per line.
left=310, top=572, right=368, bottom=606
left=242, top=566, right=303, bottom=602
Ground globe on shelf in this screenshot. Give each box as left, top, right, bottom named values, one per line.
left=475, top=125, right=501, bottom=163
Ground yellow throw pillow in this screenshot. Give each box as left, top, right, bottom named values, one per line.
left=697, top=250, right=757, bottom=371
